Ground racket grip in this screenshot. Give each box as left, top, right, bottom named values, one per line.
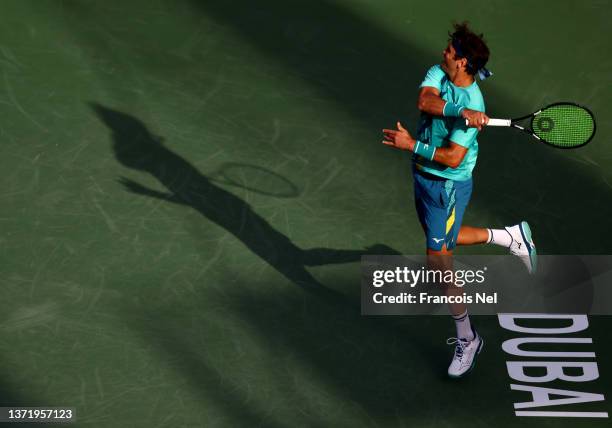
left=464, top=118, right=512, bottom=127
left=487, top=118, right=512, bottom=127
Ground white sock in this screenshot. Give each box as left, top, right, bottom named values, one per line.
left=486, top=228, right=513, bottom=248
left=452, top=310, right=474, bottom=341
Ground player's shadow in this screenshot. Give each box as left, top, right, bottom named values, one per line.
left=91, top=103, right=400, bottom=301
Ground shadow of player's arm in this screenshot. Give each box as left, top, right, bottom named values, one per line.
left=118, top=177, right=186, bottom=205
left=302, top=244, right=402, bottom=266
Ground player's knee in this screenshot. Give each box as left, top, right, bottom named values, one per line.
left=431, top=243, right=454, bottom=254
left=427, top=246, right=453, bottom=269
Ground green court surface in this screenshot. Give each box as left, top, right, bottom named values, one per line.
left=0, top=0, right=611, bottom=426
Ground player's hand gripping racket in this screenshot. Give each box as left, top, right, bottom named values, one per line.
left=466, top=102, right=596, bottom=149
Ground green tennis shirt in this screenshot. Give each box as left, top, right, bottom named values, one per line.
left=414, top=64, right=485, bottom=181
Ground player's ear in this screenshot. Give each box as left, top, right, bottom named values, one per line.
left=459, top=58, right=467, bottom=71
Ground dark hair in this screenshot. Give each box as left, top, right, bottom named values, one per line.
left=448, top=22, right=489, bottom=76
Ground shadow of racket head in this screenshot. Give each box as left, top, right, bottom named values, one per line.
left=209, top=162, right=300, bottom=198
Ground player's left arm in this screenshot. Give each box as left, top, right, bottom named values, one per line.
left=119, top=177, right=186, bottom=205
left=382, top=122, right=467, bottom=168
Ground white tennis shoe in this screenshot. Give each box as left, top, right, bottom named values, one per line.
left=447, top=328, right=484, bottom=378
left=505, top=221, right=537, bottom=274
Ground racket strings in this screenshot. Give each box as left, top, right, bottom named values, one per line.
left=531, top=105, right=595, bottom=148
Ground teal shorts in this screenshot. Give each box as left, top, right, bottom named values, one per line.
left=413, top=167, right=473, bottom=251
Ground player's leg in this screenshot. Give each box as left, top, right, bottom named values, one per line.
left=456, top=225, right=488, bottom=245
left=456, top=223, right=538, bottom=274
left=414, top=173, right=482, bottom=377
left=439, top=178, right=483, bottom=377
left=451, top=174, right=537, bottom=274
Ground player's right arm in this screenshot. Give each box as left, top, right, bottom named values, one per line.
left=417, top=66, right=488, bottom=130
left=417, top=86, right=445, bottom=115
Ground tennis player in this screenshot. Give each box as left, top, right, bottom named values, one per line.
left=382, top=22, right=537, bottom=378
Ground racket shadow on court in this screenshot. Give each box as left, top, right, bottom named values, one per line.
left=91, top=103, right=400, bottom=301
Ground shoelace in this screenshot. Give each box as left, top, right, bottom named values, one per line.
left=446, top=337, right=469, bottom=361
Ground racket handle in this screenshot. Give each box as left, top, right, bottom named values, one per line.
left=464, top=118, right=511, bottom=127
left=487, top=118, right=512, bottom=127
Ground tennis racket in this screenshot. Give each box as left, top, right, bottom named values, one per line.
left=466, top=102, right=596, bottom=149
